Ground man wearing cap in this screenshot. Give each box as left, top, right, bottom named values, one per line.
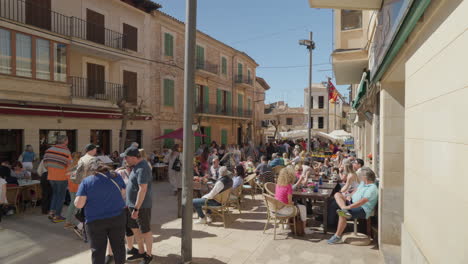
left=71, top=144, right=98, bottom=185
left=122, top=147, right=153, bottom=264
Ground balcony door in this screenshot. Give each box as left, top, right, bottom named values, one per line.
left=26, top=0, right=51, bottom=30
left=87, top=63, right=105, bottom=97
left=86, top=9, right=105, bottom=45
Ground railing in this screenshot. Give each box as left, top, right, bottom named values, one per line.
left=195, top=103, right=253, bottom=118
left=235, top=75, right=253, bottom=85
left=0, top=0, right=127, bottom=50
left=196, top=60, right=219, bottom=75
left=69, top=76, right=124, bottom=102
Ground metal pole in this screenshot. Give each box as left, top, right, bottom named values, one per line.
left=182, top=0, right=196, bottom=262
left=327, top=83, right=330, bottom=133
left=307, top=32, right=313, bottom=153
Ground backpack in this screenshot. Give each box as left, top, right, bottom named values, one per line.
left=172, top=156, right=181, bottom=172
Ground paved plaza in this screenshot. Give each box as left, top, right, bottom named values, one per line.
left=0, top=182, right=383, bottom=264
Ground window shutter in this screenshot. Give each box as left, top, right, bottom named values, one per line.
left=196, top=45, right=204, bottom=68
left=205, top=127, right=211, bottom=144
left=216, top=89, right=222, bottom=113
left=164, top=79, right=174, bottom=106
left=123, top=24, right=138, bottom=51
left=195, top=134, right=201, bottom=150
left=226, top=91, right=232, bottom=115
left=221, top=57, right=227, bottom=75
left=164, top=33, right=173, bottom=57
left=203, top=86, right=209, bottom=113
left=237, top=63, right=243, bottom=80
left=195, top=85, right=200, bottom=110
left=237, top=94, right=243, bottom=116
left=163, top=129, right=175, bottom=148
left=221, top=129, right=228, bottom=145
left=123, top=70, right=137, bottom=103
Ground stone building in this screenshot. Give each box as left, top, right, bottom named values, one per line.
left=309, top=0, right=468, bottom=262
left=253, top=77, right=270, bottom=144
left=263, top=102, right=305, bottom=140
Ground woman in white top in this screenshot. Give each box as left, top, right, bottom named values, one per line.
left=337, top=164, right=360, bottom=200
left=167, top=145, right=182, bottom=193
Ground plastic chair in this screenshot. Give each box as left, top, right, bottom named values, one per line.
left=262, top=194, right=297, bottom=240
left=202, top=188, right=232, bottom=228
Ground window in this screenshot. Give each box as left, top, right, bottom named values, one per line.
left=163, top=79, right=175, bottom=106
left=86, top=9, right=105, bottom=45
left=221, top=57, right=227, bottom=75
left=123, top=23, right=138, bottom=52
left=90, top=130, right=111, bottom=155
left=36, top=39, right=50, bottom=80
left=319, top=96, right=324, bottom=109
left=26, top=0, right=51, bottom=30
left=124, top=130, right=142, bottom=149
left=247, top=69, right=251, bottom=82
left=164, top=33, right=174, bottom=57
left=196, top=85, right=209, bottom=113
left=123, top=70, right=137, bottom=103
left=237, top=63, right=243, bottom=80
left=16, top=33, right=32, bottom=77
left=221, top=129, right=228, bottom=145
left=310, top=96, right=313, bottom=109
left=310, top=117, right=314, bottom=129
left=247, top=98, right=252, bottom=113
left=196, top=45, right=204, bottom=69
left=286, top=118, right=293, bottom=126
left=54, top=43, right=67, bottom=81
left=163, top=129, right=175, bottom=149
left=237, top=93, right=243, bottom=116
left=318, top=117, right=324, bottom=129
left=217, top=89, right=231, bottom=114
left=0, top=29, right=11, bottom=74
left=87, top=63, right=104, bottom=96
left=341, top=10, right=362, bottom=31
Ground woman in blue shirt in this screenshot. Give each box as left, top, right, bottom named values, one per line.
left=18, top=145, right=37, bottom=172
left=75, top=158, right=126, bottom=264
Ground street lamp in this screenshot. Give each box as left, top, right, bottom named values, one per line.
left=299, top=32, right=315, bottom=153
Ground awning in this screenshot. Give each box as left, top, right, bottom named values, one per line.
left=352, top=72, right=368, bottom=109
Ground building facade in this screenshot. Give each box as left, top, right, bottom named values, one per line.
left=263, top=102, right=305, bottom=139
left=309, top=0, right=468, bottom=263
left=253, top=77, right=270, bottom=144
left=0, top=0, right=158, bottom=160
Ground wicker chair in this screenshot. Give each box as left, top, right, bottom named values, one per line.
left=264, top=182, right=276, bottom=196
left=202, top=188, right=232, bottom=228
left=257, top=171, right=275, bottom=191
left=6, top=187, right=21, bottom=213
left=262, top=194, right=297, bottom=240
left=272, top=165, right=285, bottom=176
left=242, top=173, right=257, bottom=200
left=228, top=185, right=243, bottom=214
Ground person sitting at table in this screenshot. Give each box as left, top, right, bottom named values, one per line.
left=282, top=153, right=291, bottom=166
left=333, top=164, right=359, bottom=204
left=352, top=159, right=364, bottom=177
left=205, top=157, right=221, bottom=182
left=301, top=159, right=313, bottom=182
left=198, top=147, right=210, bottom=175
left=243, top=156, right=256, bottom=174
left=0, top=161, right=18, bottom=185
left=10, top=161, right=31, bottom=180
left=194, top=166, right=233, bottom=224
left=294, top=164, right=303, bottom=181
left=207, top=149, right=219, bottom=166
left=269, top=153, right=284, bottom=168
left=110, top=151, right=121, bottom=166
left=328, top=168, right=379, bottom=244
left=255, top=156, right=272, bottom=175
left=291, top=150, right=302, bottom=165
left=275, top=168, right=312, bottom=234
left=232, top=164, right=245, bottom=189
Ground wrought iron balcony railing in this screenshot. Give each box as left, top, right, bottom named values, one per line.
left=69, top=76, right=124, bottom=102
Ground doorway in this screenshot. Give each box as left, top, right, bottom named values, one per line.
left=237, top=125, right=242, bottom=146
left=0, top=130, right=23, bottom=162
left=90, top=130, right=111, bottom=155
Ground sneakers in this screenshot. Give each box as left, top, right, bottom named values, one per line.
left=195, top=217, right=207, bottom=224
left=140, top=254, right=153, bottom=264
left=327, top=234, right=343, bottom=244
left=52, top=216, right=66, bottom=223
left=104, top=255, right=114, bottom=264
left=336, top=209, right=352, bottom=219
left=47, top=214, right=55, bottom=220
left=127, top=252, right=146, bottom=262
left=127, top=247, right=139, bottom=255
left=73, top=226, right=84, bottom=240
left=206, top=216, right=213, bottom=223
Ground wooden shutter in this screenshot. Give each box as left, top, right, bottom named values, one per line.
left=216, top=89, right=222, bottom=113
left=195, top=85, right=200, bottom=111
left=163, top=129, right=174, bottom=148
left=87, top=63, right=105, bottom=97
left=205, top=127, right=211, bottom=144
left=203, top=86, right=209, bottom=113
left=26, top=0, right=51, bottom=30
left=164, top=79, right=174, bottom=106
left=237, top=94, right=243, bottom=116
left=196, top=45, right=204, bottom=68
left=237, top=63, right=243, bottom=80
left=164, top=33, right=173, bottom=57
left=221, top=57, right=227, bottom=74
left=226, top=91, right=232, bottom=115
left=123, top=70, right=137, bottom=103
left=123, top=23, right=138, bottom=52
left=86, top=9, right=105, bottom=45
left=221, top=129, right=228, bottom=145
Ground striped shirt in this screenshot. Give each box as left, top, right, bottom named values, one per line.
left=44, top=145, right=71, bottom=181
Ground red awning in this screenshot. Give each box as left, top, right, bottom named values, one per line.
left=154, top=128, right=206, bottom=140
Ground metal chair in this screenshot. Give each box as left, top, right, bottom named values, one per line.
left=264, top=182, right=276, bottom=196
left=262, top=194, right=297, bottom=240
left=202, top=188, right=232, bottom=228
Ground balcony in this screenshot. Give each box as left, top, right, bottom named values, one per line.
left=0, top=0, right=127, bottom=51
left=69, top=76, right=123, bottom=102
left=332, top=48, right=368, bottom=85
left=235, top=75, right=253, bottom=87
left=195, top=103, right=252, bottom=119
left=308, top=0, right=382, bottom=10
left=196, top=61, right=218, bottom=76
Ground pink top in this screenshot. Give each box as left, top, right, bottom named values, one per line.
left=275, top=184, right=293, bottom=204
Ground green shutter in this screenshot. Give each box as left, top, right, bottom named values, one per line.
left=163, top=129, right=175, bottom=148
left=216, top=89, right=222, bottom=113
left=195, top=134, right=201, bottom=150
left=221, top=129, right=228, bottom=145
left=203, top=86, right=209, bottom=113
left=238, top=94, right=243, bottom=116
left=248, top=70, right=251, bottom=82
left=163, top=79, right=174, bottom=106
left=195, top=85, right=200, bottom=111
left=196, top=45, right=204, bottom=69
left=247, top=98, right=251, bottom=112
left=237, top=63, right=243, bottom=80
left=226, top=91, right=232, bottom=115
left=164, top=33, right=173, bottom=57
left=205, top=127, right=211, bottom=144
left=221, top=57, right=227, bottom=75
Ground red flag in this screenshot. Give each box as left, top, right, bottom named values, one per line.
left=328, top=79, right=339, bottom=103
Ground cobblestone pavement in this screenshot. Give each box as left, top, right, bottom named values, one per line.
left=0, top=182, right=383, bottom=264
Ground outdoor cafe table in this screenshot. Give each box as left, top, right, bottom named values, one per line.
left=153, top=163, right=168, bottom=181
left=292, top=188, right=333, bottom=234
left=176, top=180, right=212, bottom=218
left=8, top=180, right=41, bottom=212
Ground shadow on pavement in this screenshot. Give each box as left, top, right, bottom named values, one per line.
left=154, top=254, right=227, bottom=264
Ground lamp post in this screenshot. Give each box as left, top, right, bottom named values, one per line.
left=299, top=32, right=315, bottom=153
left=182, top=0, right=197, bottom=263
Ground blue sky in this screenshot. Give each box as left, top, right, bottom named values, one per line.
left=153, top=0, right=348, bottom=107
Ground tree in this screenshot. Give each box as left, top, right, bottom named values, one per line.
left=271, top=115, right=281, bottom=139
left=117, top=98, right=146, bottom=152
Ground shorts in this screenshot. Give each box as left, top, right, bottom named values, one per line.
left=348, top=207, right=366, bottom=220
left=125, top=209, right=134, bottom=237
left=127, top=207, right=152, bottom=234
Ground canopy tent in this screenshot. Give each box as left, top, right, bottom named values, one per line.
left=279, top=130, right=308, bottom=139
left=314, top=132, right=338, bottom=142
left=329, top=130, right=352, bottom=139
left=154, top=128, right=206, bottom=140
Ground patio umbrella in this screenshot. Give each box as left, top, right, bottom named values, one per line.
left=154, top=128, right=206, bottom=141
